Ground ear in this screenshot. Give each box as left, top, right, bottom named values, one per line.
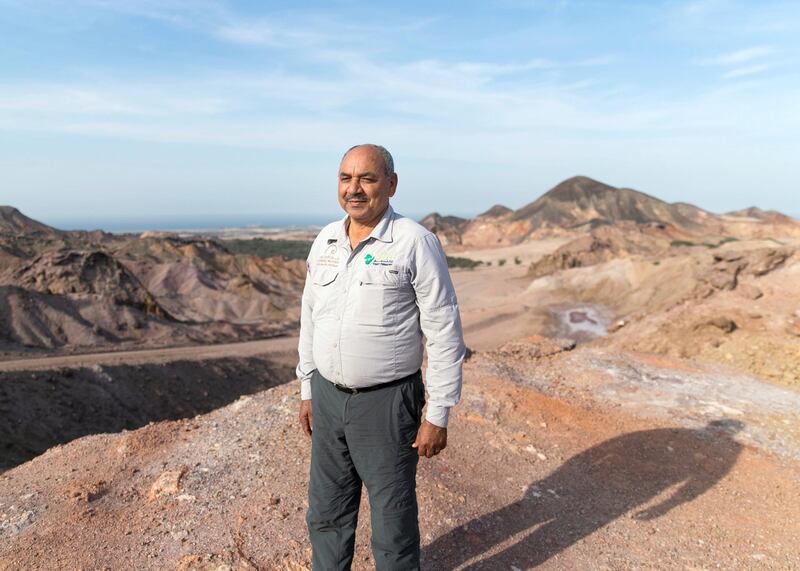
left=388, top=172, right=398, bottom=197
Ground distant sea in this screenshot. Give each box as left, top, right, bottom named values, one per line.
left=45, top=214, right=336, bottom=234
left=45, top=211, right=435, bottom=233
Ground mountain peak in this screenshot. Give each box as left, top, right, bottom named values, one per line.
left=539, top=176, right=620, bottom=202
left=0, top=205, right=61, bottom=235
left=478, top=204, right=513, bottom=218
left=510, top=176, right=703, bottom=230
left=726, top=206, right=796, bottom=223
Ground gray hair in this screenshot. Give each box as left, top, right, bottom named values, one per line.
left=343, top=144, right=395, bottom=177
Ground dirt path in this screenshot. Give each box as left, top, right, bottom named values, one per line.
left=0, top=336, right=300, bottom=372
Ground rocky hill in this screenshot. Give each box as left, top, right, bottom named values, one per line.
left=725, top=206, right=797, bottom=224
left=418, top=213, right=468, bottom=247
left=0, top=206, right=61, bottom=236
left=510, top=176, right=709, bottom=231
left=0, top=209, right=306, bottom=356
left=421, top=176, right=800, bottom=249
left=525, top=223, right=672, bottom=279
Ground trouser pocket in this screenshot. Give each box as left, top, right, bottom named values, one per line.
left=397, top=373, right=424, bottom=427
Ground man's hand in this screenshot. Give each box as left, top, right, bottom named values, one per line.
left=299, top=399, right=313, bottom=437
left=412, top=420, right=447, bottom=458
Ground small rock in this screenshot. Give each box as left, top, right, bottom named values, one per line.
left=608, top=319, right=626, bottom=332
left=148, top=467, right=187, bottom=501
left=67, top=481, right=107, bottom=503
left=736, top=283, right=763, bottom=300
left=702, top=317, right=737, bottom=333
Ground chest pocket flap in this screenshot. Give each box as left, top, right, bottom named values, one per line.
left=312, top=268, right=338, bottom=286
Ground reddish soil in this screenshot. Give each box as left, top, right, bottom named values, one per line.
left=1, top=346, right=798, bottom=570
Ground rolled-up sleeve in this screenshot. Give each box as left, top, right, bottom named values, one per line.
left=410, top=233, right=466, bottom=427
left=296, top=257, right=316, bottom=400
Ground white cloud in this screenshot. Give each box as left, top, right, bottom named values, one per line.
left=77, top=0, right=228, bottom=27
left=1, top=1, right=797, bottom=183
left=700, top=45, right=775, bottom=66
left=2, top=50, right=796, bottom=159
left=0, top=83, right=229, bottom=116
left=216, top=20, right=329, bottom=48
left=680, top=0, right=727, bottom=17
left=722, top=63, right=772, bottom=79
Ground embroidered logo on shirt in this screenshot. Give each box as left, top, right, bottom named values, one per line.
left=317, top=244, right=340, bottom=268
left=365, top=250, right=394, bottom=266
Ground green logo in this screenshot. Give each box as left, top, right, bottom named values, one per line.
left=364, top=254, right=374, bottom=265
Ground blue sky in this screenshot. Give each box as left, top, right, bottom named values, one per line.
left=1, top=0, right=798, bottom=229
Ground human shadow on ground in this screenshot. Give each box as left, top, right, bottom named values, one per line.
left=423, top=420, right=744, bottom=570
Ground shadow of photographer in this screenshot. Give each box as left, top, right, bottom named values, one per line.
left=423, top=419, right=744, bottom=570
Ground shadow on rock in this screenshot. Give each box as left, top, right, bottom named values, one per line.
left=0, top=356, right=294, bottom=470
left=424, top=420, right=744, bottom=570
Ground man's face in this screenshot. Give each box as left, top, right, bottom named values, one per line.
left=338, top=146, right=397, bottom=225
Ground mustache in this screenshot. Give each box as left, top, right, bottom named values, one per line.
left=345, top=194, right=368, bottom=201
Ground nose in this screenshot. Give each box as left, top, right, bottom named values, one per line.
left=346, top=177, right=363, bottom=196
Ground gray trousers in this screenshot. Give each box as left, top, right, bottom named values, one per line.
left=307, top=368, right=425, bottom=571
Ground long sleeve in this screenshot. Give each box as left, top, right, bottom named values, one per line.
left=296, top=259, right=316, bottom=400
left=410, top=233, right=466, bottom=427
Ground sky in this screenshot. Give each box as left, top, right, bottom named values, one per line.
left=1, top=0, right=798, bottom=230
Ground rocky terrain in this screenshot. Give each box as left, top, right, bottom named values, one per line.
left=0, top=207, right=305, bottom=357
left=1, top=179, right=799, bottom=570
left=422, top=176, right=800, bottom=249
left=1, top=340, right=799, bottom=570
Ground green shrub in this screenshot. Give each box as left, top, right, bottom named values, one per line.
left=707, top=237, right=739, bottom=248
left=446, top=255, right=483, bottom=269
left=514, top=256, right=522, bottom=265
left=498, top=258, right=507, bottom=266
left=222, top=238, right=312, bottom=260
left=672, top=237, right=740, bottom=249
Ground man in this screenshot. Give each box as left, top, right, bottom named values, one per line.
left=296, top=144, right=466, bottom=570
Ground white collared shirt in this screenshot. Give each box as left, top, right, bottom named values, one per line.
left=295, top=203, right=465, bottom=427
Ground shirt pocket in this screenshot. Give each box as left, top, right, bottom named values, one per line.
left=355, top=270, right=405, bottom=327
left=311, top=268, right=339, bottom=320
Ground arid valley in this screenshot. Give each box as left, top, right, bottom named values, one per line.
left=1, top=176, right=799, bottom=570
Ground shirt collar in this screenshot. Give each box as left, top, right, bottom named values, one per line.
left=336, top=203, right=395, bottom=244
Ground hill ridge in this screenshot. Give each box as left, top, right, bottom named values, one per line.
left=0, top=205, right=61, bottom=235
